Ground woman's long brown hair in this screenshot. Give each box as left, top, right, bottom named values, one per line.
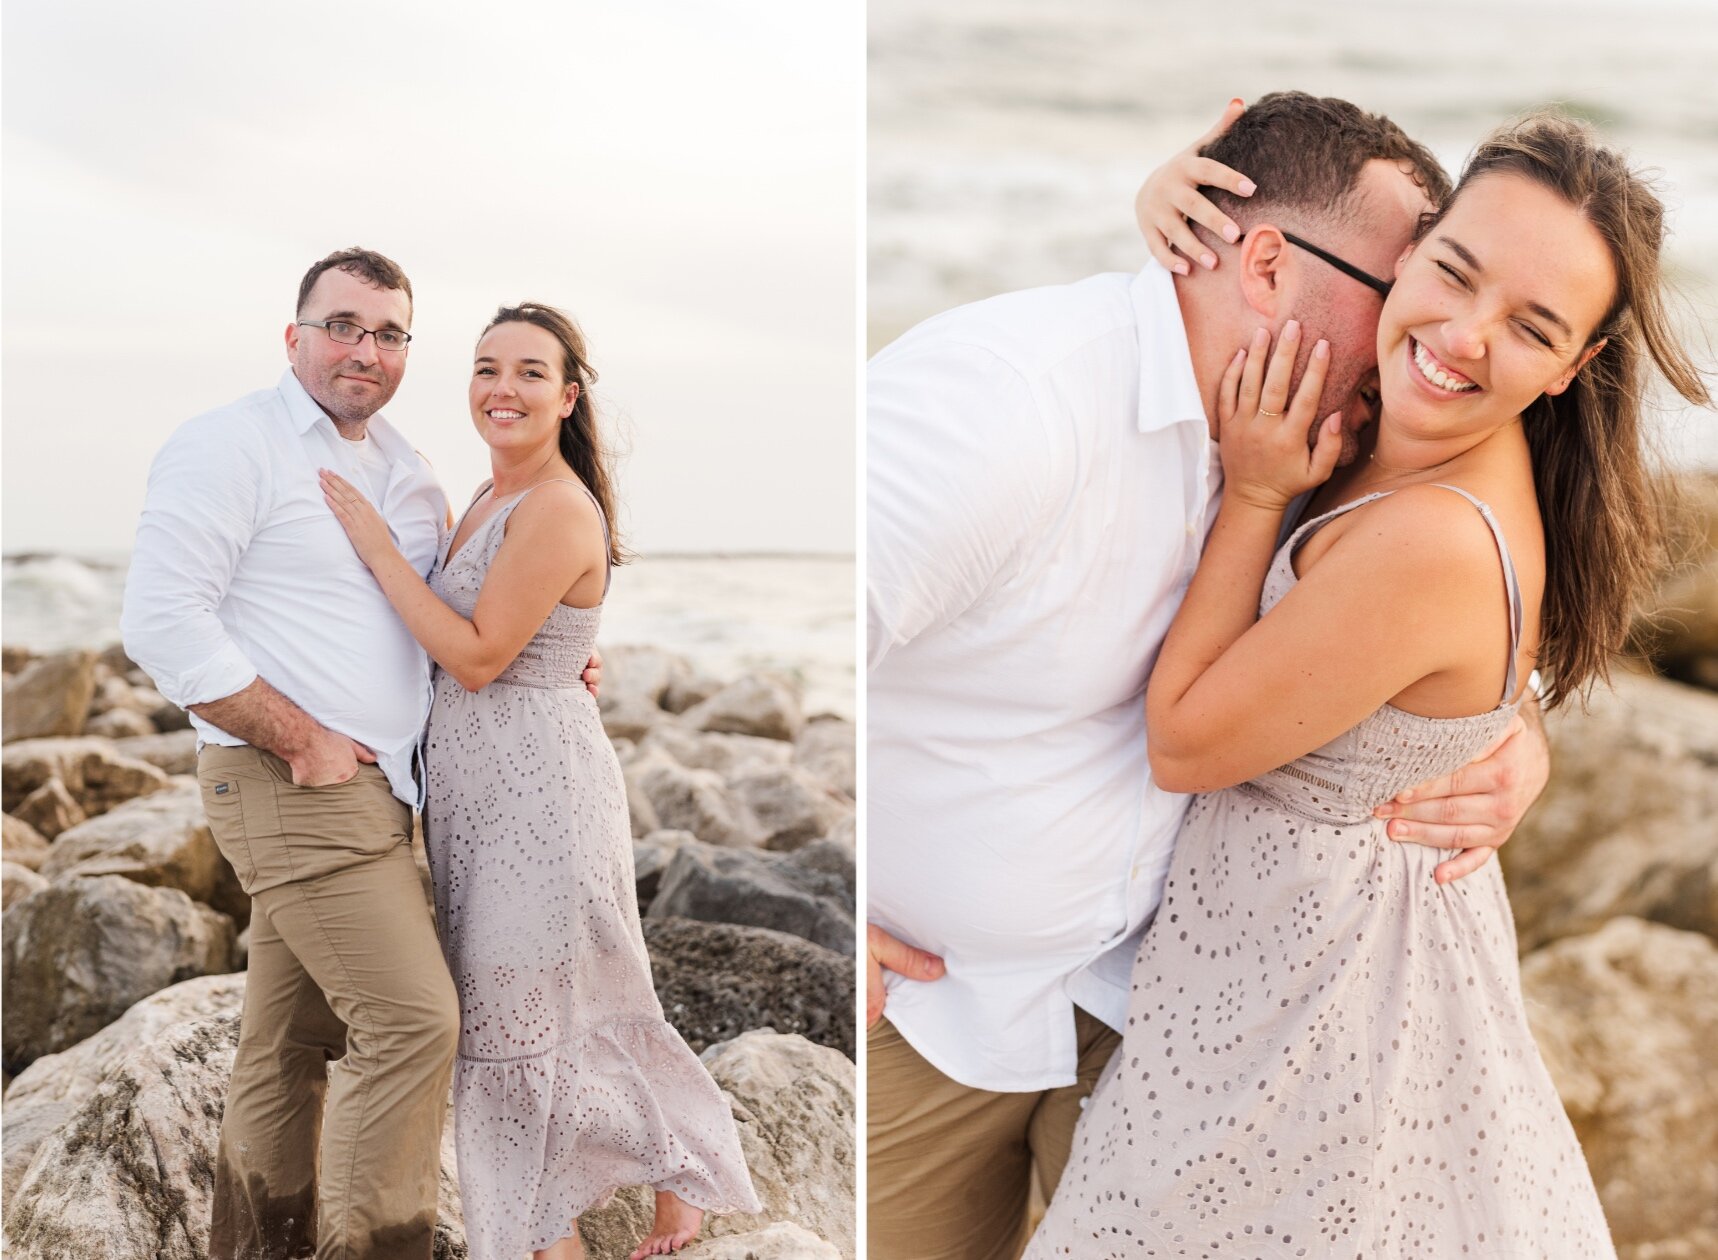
left=1422, top=114, right=1709, bottom=709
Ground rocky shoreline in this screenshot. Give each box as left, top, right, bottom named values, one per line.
left=0, top=643, right=856, bottom=1260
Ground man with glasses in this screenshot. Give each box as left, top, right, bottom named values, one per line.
left=866, top=93, right=1552, bottom=1260
left=124, top=247, right=454, bottom=1259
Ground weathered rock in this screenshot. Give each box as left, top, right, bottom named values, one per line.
left=97, top=644, right=137, bottom=678
left=13, top=779, right=86, bottom=841
left=625, top=761, right=662, bottom=838
left=661, top=667, right=725, bottom=715
left=600, top=643, right=695, bottom=710
left=633, top=753, right=764, bottom=849
left=601, top=695, right=671, bottom=744
left=793, top=716, right=856, bottom=800
left=682, top=675, right=805, bottom=743
left=2, top=650, right=98, bottom=743
left=2, top=862, right=47, bottom=911
left=677, top=1222, right=841, bottom=1259
left=634, top=829, right=696, bottom=906
left=84, top=709, right=158, bottom=740
left=2, top=814, right=51, bottom=871
left=649, top=840, right=854, bottom=955
left=146, top=693, right=192, bottom=733
left=39, top=780, right=248, bottom=926
left=2, top=1015, right=238, bottom=1257
left=697, top=1032, right=854, bottom=1260
left=730, top=765, right=853, bottom=853
left=644, top=918, right=853, bottom=1059
left=1522, top=918, right=1718, bottom=1259
left=2, top=737, right=173, bottom=819
left=110, top=730, right=200, bottom=777
left=642, top=725, right=794, bottom=780
left=2, top=646, right=36, bottom=676
left=1503, top=670, right=1718, bottom=951
left=2, top=974, right=246, bottom=1203
left=85, top=670, right=138, bottom=720
left=821, top=815, right=855, bottom=857
left=2, top=875, right=238, bottom=1072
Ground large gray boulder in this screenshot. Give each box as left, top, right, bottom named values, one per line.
left=1502, top=670, right=1718, bottom=951
left=634, top=829, right=696, bottom=906
left=640, top=725, right=793, bottom=780
left=38, top=779, right=247, bottom=925
left=648, top=839, right=854, bottom=954
left=644, top=918, right=854, bottom=1060
left=681, top=675, right=805, bottom=743
left=1523, top=918, right=1718, bottom=1260
left=792, top=715, right=856, bottom=800
left=2, top=975, right=246, bottom=1204
left=2, top=876, right=238, bottom=1072
left=2, top=651, right=98, bottom=744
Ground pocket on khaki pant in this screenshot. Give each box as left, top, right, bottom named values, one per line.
left=197, top=771, right=276, bottom=892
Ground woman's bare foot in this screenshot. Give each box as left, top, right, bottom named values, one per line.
left=532, top=1222, right=584, bottom=1260
left=627, top=1190, right=703, bottom=1258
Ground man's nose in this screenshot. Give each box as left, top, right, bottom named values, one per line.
left=348, top=333, right=381, bottom=365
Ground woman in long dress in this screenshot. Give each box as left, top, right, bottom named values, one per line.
left=1026, top=114, right=1708, bottom=1257
left=320, top=303, right=760, bottom=1260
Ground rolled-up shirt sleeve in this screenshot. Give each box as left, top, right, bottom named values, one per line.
left=866, top=338, right=1054, bottom=670
left=120, top=414, right=267, bottom=706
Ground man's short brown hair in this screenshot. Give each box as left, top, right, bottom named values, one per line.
left=295, top=247, right=413, bottom=318
left=1199, top=92, right=1451, bottom=238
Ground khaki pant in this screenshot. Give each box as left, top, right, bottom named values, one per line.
left=198, top=746, right=458, bottom=1260
left=867, top=1010, right=1122, bottom=1260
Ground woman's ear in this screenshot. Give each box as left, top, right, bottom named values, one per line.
left=1543, top=337, right=1607, bottom=397
left=561, top=381, right=580, bottom=419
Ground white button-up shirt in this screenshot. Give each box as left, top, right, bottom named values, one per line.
left=868, top=262, right=1223, bottom=1092
left=121, top=369, right=448, bottom=808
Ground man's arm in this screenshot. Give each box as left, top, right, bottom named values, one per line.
left=121, top=413, right=359, bottom=786
left=1374, top=698, right=1551, bottom=883
left=867, top=338, right=1056, bottom=670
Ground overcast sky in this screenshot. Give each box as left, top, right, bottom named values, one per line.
left=2, top=1, right=859, bottom=556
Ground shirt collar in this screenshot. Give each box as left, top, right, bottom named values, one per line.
left=1130, top=260, right=1208, bottom=436
left=277, top=367, right=411, bottom=461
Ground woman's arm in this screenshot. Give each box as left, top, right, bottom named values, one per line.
left=1144, top=330, right=1503, bottom=793
left=1136, top=99, right=1254, bottom=275
left=319, top=473, right=603, bottom=691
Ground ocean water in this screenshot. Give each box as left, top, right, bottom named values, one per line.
left=869, top=0, right=1718, bottom=469
left=1, top=552, right=856, bottom=719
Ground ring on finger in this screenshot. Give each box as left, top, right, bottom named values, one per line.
left=1258, top=407, right=1283, bottom=418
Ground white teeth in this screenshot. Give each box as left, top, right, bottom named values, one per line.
left=489, top=409, right=524, bottom=420
left=1412, top=339, right=1477, bottom=393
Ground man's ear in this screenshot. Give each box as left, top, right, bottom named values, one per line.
left=1543, top=337, right=1607, bottom=397
left=1237, top=225, right=1290, bottom=320
left=285, top=321, right=300, bottom=358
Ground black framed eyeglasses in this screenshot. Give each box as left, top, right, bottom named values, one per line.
left=298, top=319, right=413, bottom=352
left=1237, top=231, right=1394, bottom=299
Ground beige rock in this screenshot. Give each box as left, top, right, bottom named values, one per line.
left=2, top=646, right=36, bottom=676
left=96, top=644, right=137, bottom=678
left=662, top=667, right=725, bottom=715
left=600, top=643, right=696, bottom=709
left=821, top=815, right=855, bottom=857
left=682, top=675, right=806, bottom=743
left=2, top=974, right=245, bottom=1203
left=1522, top=918, right=1718, bottom=1259
left=730, top=765, right=853, bottom=853
left=1, top=814, right=51, bottom=872
left=83, top=709, right=158, bottom=740
left=1, top=738, right=172, bottom=818
left=678, top=1222, right=841, bottom=1259
left=1503, top=670, right=1718, bottom=951
left=13, top=780, right=86, bottom=841
left=110, top=729, right=200, bottom=777
left=642, top=725, right=794, bottom=779
left=2, top=862, right=48, bottom=911
left=1634, top=473, right=1718, bottom=692
left=634, top=752, right=764, bottom=849
left=1, top=875, right=238, bottom=1072
left=40, top=780, right=247, bottom=926
left=602, top=694, right=671, bottom=744
left=793, top=715, right=855, bottom=800
left=145, top=692, right=193, bottom=733
left=2, top=651, right=97, bottom=744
